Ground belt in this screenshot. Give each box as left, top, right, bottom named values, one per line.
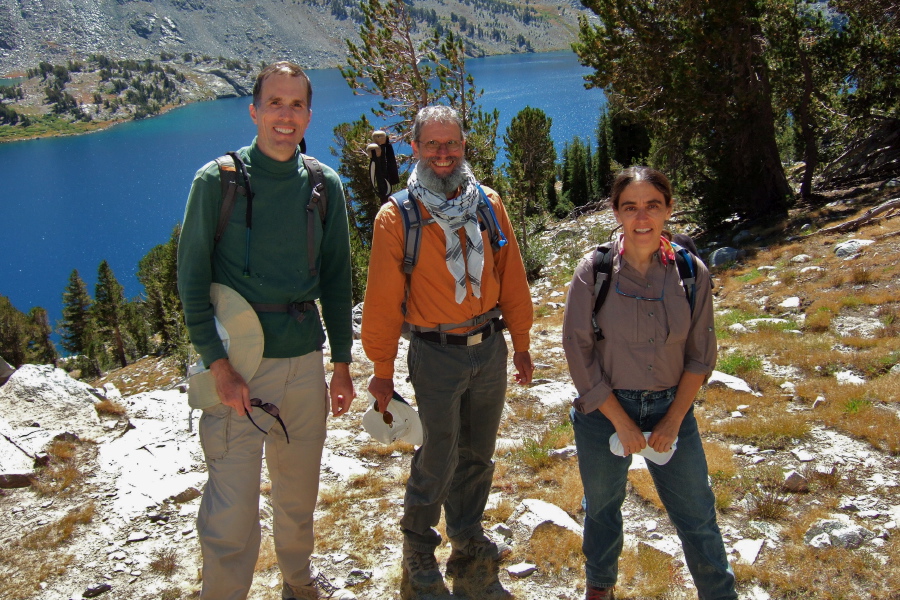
left=413, top=318, right=506, bottom=346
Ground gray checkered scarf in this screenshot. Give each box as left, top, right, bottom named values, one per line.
left=408, top=164, right=484, bottom=303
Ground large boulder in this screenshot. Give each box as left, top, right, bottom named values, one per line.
left=0, top=355, right=14, bottom=385
left=0, top=364, right=103, bottom=438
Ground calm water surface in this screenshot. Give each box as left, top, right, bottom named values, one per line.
left=1, top=50, right=603, bottom=329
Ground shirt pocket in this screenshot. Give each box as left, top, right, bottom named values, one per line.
left=664, top=286, right=691, bottom=344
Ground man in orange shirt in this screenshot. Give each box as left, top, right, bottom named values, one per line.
left=362, top=105, right=534, bottom=599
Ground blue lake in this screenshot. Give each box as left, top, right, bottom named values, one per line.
left=0, top=50, right=603, bottom=330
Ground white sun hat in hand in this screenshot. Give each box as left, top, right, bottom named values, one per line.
left=362, top=376, right=423, bottom=446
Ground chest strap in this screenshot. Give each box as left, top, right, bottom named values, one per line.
left=250, top=301, right=318, bottom=324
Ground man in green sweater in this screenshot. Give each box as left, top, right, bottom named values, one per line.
left=178, top=61, right=357, bottom=600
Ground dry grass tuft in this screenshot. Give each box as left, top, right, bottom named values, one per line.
left=529, top=460, right=584, bottom=516
left=709, top=408, right=810, bottom=449
left=628, top=469, right=663, bottom=511
left=617, top=542, right=683, bottom=598
left=30, top=439, right=94, bottom=496
left=254, top=535, right=278, bottom=572
left=527, top=526, right=583, bottom=575
left=0, top=503, right=94, bottom=599
left=150, top=547, right=179, bottom=577
left=357, top=440, right=416, bottom=459
left=484, top=497, right=517, bottom=524
left=94, top=398, right=126, bottom=416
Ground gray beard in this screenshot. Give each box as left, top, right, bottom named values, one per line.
left=415, top=160, right=472, bottom=197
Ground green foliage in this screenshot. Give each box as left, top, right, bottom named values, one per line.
left=503, top=106, right=556, bottom=252
left=561, top=137, right=592, bottom=207
left=26, top=307, right=58, bottom=366
left=137, top=226, right=189, bottom=363
left=94, top=261, right=129, bottom=369
left=340, top=0, right=498, bottom=170
left=0, top=296, right=30, bottom=367
left=574, top=0, right=793, bottom=227
left=717, top=351, right=763, bottom=377
left=58, top=270, right=94, bottom=356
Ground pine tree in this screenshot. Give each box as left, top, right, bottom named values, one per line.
left=27, top=306, right=57, bottom=366
left=59, top=269, right=94, bottom=356
left=0, top=295, right=29, bottom=367
left=595, top=109, right=614, bottom=199
left=137, top=226, right=187, bottom=357
left=503, top=106, right=556, bottom=252
left=574, top=0, right=793, bottom=226
left=340, top=0, right=499, bottom=182
left=566, top=137, right=591, bottom=207
left=94, top=260, right=128, bottom=368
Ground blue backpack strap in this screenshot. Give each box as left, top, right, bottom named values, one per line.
left=671, top=242, right=697, bottom=313
left=475, top=185, right=508, bottom=252
left=591, top=242, right=614, bottom=341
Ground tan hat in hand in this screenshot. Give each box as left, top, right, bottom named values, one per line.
left=186, top=283, right=264, bottom=409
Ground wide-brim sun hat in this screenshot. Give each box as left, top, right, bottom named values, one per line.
left=186, top=283, right=264, bottom=409
left=362, top=377, right=423, bottom=446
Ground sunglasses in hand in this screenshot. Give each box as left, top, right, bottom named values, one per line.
left=246, top=398, right=289, bottom=444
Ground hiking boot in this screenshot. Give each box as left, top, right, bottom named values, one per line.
left=283, top=571, right=357, bottom=600
left=401, top=541, right=447, bottom=600
left=446, top=532, right=511, bottom=577
left=585, top=584, right=615, bottom=600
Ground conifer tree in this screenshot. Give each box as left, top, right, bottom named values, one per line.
left=59, top=269, right=94, bottom=356
left=94, top=260, right=128, bottom=368
left=566, top=137, right=591, bottom=207
left=27, top=306, right=57, bottom=366
left=0, top=295, right=29, bottom=367
left=340, top=0, right=499, bottom=181
left=137, top=226, right=186, bottom=357
left=595, top=109, right=614, bottom=199
left=503, top=106, right=556, bottom=252
left=574, top=0, right=792, bottom=225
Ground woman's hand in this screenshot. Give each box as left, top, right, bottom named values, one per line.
left=599, top=394, right=646, bottom=456
left=648, top=413, right=682, bottom=453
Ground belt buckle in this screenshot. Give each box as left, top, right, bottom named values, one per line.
left=466, top=332, right=483, bottom=346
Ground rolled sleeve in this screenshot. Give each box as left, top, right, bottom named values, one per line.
left=562, top=256, right=613, bottom=413
left=683, top=257, right=717, bottom=377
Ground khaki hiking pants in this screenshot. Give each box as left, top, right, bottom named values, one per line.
left=197, top=353, right=328, bottom=600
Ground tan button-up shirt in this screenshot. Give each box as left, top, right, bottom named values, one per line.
left=562, top=239, right=716, bottom=413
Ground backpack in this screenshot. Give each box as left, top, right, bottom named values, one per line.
left=590, top=241, right=697, bottom=341
left=213, top=150, right=328, bottom=277
left=390, top=185, right=507, bottom=275
left=211, top=150, right=328, bottom=327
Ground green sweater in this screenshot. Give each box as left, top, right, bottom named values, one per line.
left=177, top=138, right=353, bottom=366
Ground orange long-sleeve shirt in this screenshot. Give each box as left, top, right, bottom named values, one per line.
left=361, top=186, right=533, bottom=379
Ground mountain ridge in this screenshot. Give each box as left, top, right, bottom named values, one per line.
left=0, top=0, right=590, bottom=77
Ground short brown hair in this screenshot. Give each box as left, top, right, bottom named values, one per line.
left=610, top=166, right=673, bottom=209
left=252, top=61, right=312, bottom=107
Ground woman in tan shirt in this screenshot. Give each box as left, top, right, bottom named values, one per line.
left=562, top=167, right=736, bottom=600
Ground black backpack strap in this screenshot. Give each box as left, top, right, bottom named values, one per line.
left=213, top=152, right=251, bottom=245
left=671, top=243, right=697, bottom=312
left=302, top=154, right=328, bottom=276
left=591, top=243, right=615, bottom=341
left=391, top=189, right=434, bottom=275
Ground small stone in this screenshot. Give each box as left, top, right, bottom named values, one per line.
left=779, top=297, right=801, bottom=308
left=812, top=396, right=826, bottom=409
left=782, top=470, right=810, bottom=493
left=791, top=449, right=814, bottom=462
left=491, top=523, right=513, bottom=538
left=344, top=569, right=372, bottom=587
left=171, top=487, right=202, bottom=504
left=82, top=583, right=112, bottom=598
left=790, top=254, right=812, bottom=263
left=808, top=533, right=831, bottom=548
left=731, top=411, right=744, bottom=418
left=733, top=539, right=764, bottom=564
left=507, top=562, right=537, bottom=578
left=127, top=531, right=149, bottom=543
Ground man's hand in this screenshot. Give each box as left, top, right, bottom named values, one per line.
left=513, top=351, right=534, bottom=385
left=368, top=376, right=395, bottom=414
left=598, top=393, right=645, bottom=456
left=329, top=363, right=356, bottom=417
left=209, top=358, right=251, bottom=416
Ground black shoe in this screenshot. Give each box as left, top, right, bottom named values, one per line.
left=401, top=541, right=448, bottom=600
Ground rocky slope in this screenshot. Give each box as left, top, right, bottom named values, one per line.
left=1, top=184, right=899, bottom=599
left=0, top=0, right=591, bottom=77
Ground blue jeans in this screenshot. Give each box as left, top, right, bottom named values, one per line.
left=401, top=331, right=508, bottom=552
left=571, top=387, right=737, bottom=600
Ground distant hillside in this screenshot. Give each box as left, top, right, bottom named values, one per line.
left=0, top=0, right=592, bottom=76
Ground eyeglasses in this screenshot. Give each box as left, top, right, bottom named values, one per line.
left=247, top=398, right=290, bottom=443
left=419, top=139, right=463, bottom=152
left=376, top=405, right=394, bottom=425
left=615, top=279, right=665, bottom=302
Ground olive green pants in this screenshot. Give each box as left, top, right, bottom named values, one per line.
left=196, top=353, right=328, bottom=600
